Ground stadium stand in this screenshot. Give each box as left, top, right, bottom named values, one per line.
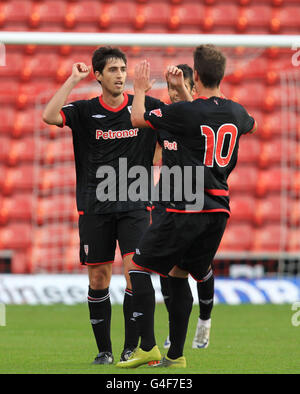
left=0, top=0, right=299, bottom=273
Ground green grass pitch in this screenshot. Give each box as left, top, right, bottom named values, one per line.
left=0, top=303, right=299, bottom=374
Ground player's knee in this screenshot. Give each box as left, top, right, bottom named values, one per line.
left=88, top=265, right=112, bottom=289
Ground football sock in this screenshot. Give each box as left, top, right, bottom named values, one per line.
left=167, top=276, right=193, bottom=360
left=88, top=286, right=112, bottom=353
left=197, top=270, right=214, bottom=321
left=123, top=288, right=139, bottom=350
left=160, top=276, right=170, bottom=313
left=129, top=270, right=156, bottom=352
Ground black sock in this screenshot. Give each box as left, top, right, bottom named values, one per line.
left=160, top=276, right=170, bottom=313
left=88, top=286, right=112, bottom=354
left=167, top=276, right=193, bottom=360
left=129, top=271, right=156, bottom=352
left=197, top=270, right=214, bottom=321
left=123, top=288, right=139, bottom=350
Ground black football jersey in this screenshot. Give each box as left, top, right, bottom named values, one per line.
left=144, top=96, right=255, bottom=215
left=60, top=92, right=164, bottom=214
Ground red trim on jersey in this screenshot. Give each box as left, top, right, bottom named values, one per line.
left=131, top=258, right=168, bottom=278
left=99, top=92, right=128, bottom=112
left=60, top=109, right=66, bottom=127
left=165, top=207, right=231, bottom=216
left=145, top=119, right=156, bottom=129
left=205, top=188, right=229, bottom=196
left=78, top=211, right=84, bottom=215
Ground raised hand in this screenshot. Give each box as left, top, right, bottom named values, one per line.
left=134, top=60, right=156, bottom=93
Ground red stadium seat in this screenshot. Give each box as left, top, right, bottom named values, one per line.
left=254, top=195, right=282, bottom=226
left=39, top=165, right=76, bottom=192
left=292, top=171, right=300, bottom=195
left=0, top=136, right=12, bottom=163
left=287, top=229, right=300, bottom=252
left=0, top=194, right=34, bottom=224
left=256, top=167, right=291, bottom=197
left=258, top=138, right=283, bottom=168
left=253, top=224, right=283, bottom=251
left=21, top=53, right=60, bottom=81
left=271, top=6, right=300, bottom=33
left=288, top=198, right=300, bottom=226
left=2, top=165, right=35, bottom=195
left=99, top=1, right=137, bottom=29
left=64, top=0, right=102, bottom=28
left=0, top=106, right=16, bottom=135
left=0, top=80, right=19, bottom=106
left=231, top=82, right=265, bottom=108
left=0, top=0, right=32, bottom=27
left=29, top=1, right=68, bottom=28
left=16, top=81, right=57, bottom=110
left=203, top=4, right=240, bottom=31
left=8, top=137, right=36, bottom=165
left=229, top=195, right=256, bottom=223
left=238, top=136, right=261, bottom=164
left=134, top=2, right=171, bottom=30
left=260, top=111, right=283, bottom=140
left=36, top=195, right=77, bottom=225
left=42, top=138, right=74, bottom=165
left=0, top=52, right=23, bottom=78
left=0, top=223, right=32, bottom=249
left=13, top=108, right=45, bottom=138
left=237, top=5, right=272, bottom=32
left=219, top=223, right=254, bottom=251
left=33, top=223, right=74, bottom=247
left=169, top=3, right=205, bottom=30
left=228, top=165, right=258, bottom=193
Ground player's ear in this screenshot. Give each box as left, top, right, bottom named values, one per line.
left=194, top=69, right=199, bottom=82
left=94, top=70, right=102, bottom=83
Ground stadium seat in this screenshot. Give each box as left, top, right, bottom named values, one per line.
left=2, top=165, right=35, bottom=195
left=260, top=111, right=283, bottom=140
left=16, top=81, right=57, bottom=110
left=99, top=1, right=137, bottom=29
left=7, top=137, right=36, bottom=165
left=134, top=2, right=171, bottom=30
left=228, top=165, right=258, bottom=193
left=258, top=138, right=283, bottom=168
left=270, top=6, right=300, bottom=33
left=203, top=4, right=240, bottom=31
left=237, top=5, right=272, bottom=32
left=229, top=195, right=256, bottom=223
left=254, top=195, right=282, bottom=226
left=0, top=0, right=32, bottom=27
left=253, top=224, right=283, bottom=251
left=13, top=108, right=45, bottom=138
left=64, top=0, right=102, bottom=28
left=0, top=80, right=19, bottom=106
left=11, top=249, right=30, bottom=274
left=36, top=195, right=77, bottom=225
left=287, top=229, right=300, bottom=252
left=29, top=245, right=64, bottom=272
left=33, top=223, right=74, bottom=248
left=238, top=136, right=261, bottom=164
left=29, top=1, right=68, bottom=28
left=256, top=167, right=291, bottom=197
left=231, top=82, right=265, bottom=108
left=0, top=223, right=32, bottom=249
left=289, top=198, right=300, bottom=226
left=0, top=52, right=23, bottom=78
left=20, top=53, right=60, bottom=81
left=39, top=165, right=76, bottom=192
left=42, top=138, right=75, bottom=165
left=0, top=194, right=34, bottom=224
left=168, top=3, right=205, bottom=30
left=0, top=106, right=16, bottom=135
left=292, top=171, right=300, bottom=195
left=0, top=136, right=12, bottom=163
left=219, top=223, right=254, bottom=251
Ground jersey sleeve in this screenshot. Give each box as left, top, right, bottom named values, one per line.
left=144, top=102, right=188, bottom=136
left=239, top=105, right=256, bottom=135
left=59, top=100, right=88, bottom=131
left=145, top=95, right=166, bottom=111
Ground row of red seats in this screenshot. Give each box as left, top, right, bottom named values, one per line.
left=1, top=135, right=300, bottom=169
left=1, top=221, right=299, bottom=254
left=1, top=193, right=299, bottom=227
left=0, top=1, right=299, bottom=33
left=0, top=163, right=298, bottom=196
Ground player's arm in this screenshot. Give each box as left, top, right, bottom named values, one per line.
left=165, top=65, right=193, bottom=102
left=131, top=60, right=154, bottom=128
left=42, top=63, right=91, bottom=126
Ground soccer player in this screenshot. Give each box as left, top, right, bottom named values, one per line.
left=42, top=46, right=189, bottom=365
left=116, top=45, right=257, bottom=368
left=160, top=64, right=217, bottom=350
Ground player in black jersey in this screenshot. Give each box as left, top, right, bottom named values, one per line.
left=158, top=63, right=216, bottom=351
left=117, top=45, right=257, bottom=368
left=42, top=46, right=190, bottom=365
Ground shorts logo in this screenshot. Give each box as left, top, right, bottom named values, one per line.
left=164, top=140, right=178, bottom=151
left=149, top=108, right=162, bottom=117
left=84, top=245, right=89, bottom=255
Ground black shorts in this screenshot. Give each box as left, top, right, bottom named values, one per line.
left=79, top=209, right=151, bottom=265
left=132, top=206, right=228, bottom=280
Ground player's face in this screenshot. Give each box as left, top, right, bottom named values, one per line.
left=168, top=78, right=193, bottom=103
left=98, top=57, right=127, bottom=97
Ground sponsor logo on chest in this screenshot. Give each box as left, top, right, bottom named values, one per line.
left=95, top=128, right=139, bottom=140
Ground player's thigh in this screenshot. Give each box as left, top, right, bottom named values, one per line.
left=79, top=213, right=117, bottom=266
left=180, top=213, right=228, bottom=280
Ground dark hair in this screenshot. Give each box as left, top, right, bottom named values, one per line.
left=193, top=45, right=226, bottom=88
left=176, top=64, right=194, bottom=90
left=92, top=46, right=127, bottom=74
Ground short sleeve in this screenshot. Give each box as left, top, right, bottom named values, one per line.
left=144, top=102, right=188, bottom=136
left=59, top=100, right=88, bottom=130
left=239, top=105, right=256, bottom=135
